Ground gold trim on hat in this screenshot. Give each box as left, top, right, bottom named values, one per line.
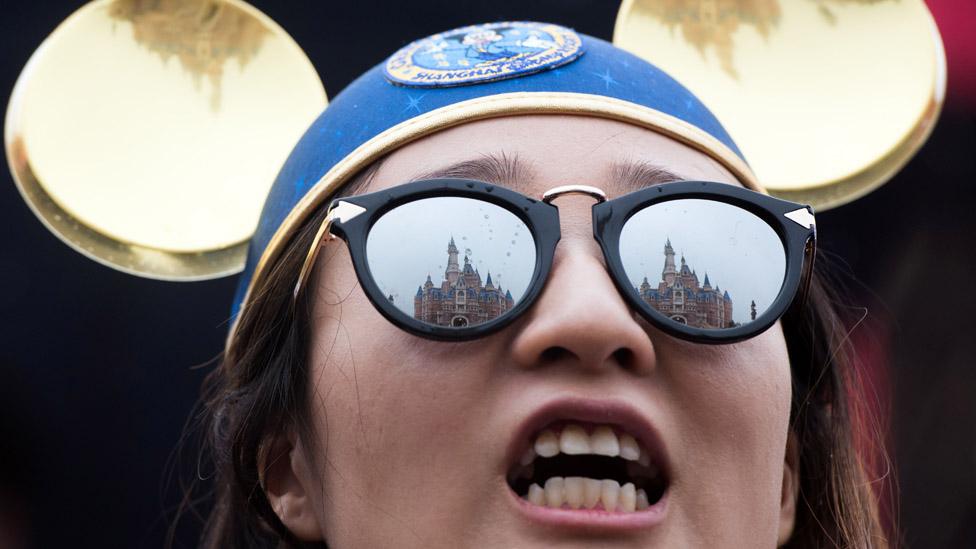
left=228, top=91, right=761, bottom=344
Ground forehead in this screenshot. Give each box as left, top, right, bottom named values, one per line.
left=367, top=115, right=742, bottom=197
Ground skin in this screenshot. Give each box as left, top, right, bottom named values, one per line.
left=265, top=115, right=799, bottom=548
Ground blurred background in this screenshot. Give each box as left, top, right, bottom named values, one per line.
left=1, top=1, right=973, bottom=547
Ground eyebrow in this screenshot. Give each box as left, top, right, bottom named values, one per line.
left=606, top=158, right=685, bottom=196
left=409, top=151, right=532, bottom=189
left=408, top=152, right=686, bottom=198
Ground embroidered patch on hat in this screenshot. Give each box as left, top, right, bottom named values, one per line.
left=384, top=21, right=584, bottom=88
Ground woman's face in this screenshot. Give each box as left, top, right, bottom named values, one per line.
left=275, top=115, right=796, bottom=547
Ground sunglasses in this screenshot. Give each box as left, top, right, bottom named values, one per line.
left=294, top=178, right=816, bottom=344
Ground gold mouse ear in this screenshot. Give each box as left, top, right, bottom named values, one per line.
left=614, top=0, right=945, bottom=211
left=5, top=0, right=326, bottom=280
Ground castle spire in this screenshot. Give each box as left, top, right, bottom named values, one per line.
left=662, top=238, right=677, bottom=286
left=445, top=236, right=460, bottom=283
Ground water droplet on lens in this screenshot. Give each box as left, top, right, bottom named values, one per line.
left=484, top=214, right=489, bottom=219
left=506, top=252, right=511, bottom=257
left=462, top=236, right=467, bottom=240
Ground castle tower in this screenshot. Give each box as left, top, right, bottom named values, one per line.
left=445, top=236, right=460, bottom=284
left=461, top=255, right=481, bottom=288
left=662, top=238, right=677, bottom=286
left=723, top=290, right=733, bottom=326
left=640, top=276, right=651, bottom=294
left=679, top=255, right=694, bottom=288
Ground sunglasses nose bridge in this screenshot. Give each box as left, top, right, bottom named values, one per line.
left=541, top=184, right=607, bottom=204
left=538, top=185, right=615, bottom=277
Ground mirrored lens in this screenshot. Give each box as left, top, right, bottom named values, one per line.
left=619, top=199, right=786, bottom=330
left=366, top=197, right=536, bottom=329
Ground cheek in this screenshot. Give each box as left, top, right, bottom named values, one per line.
left=304, top=250, right=497, bottom=529
left=306, top=243, right=422, bottom=459
left=660, top=323, right=792, bottom=534
left=698, top=332, right=790, bottom=441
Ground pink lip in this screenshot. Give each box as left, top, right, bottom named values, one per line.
left=502, top=396, right=672, bottom=531
left=505, top=479, right=669, bottom=531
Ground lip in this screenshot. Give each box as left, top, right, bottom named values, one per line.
left=506, top=481, right=669, bottom=531
left=502, top=396, right=671, bottom=531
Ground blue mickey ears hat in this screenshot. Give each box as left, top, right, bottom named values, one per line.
left=230, top=21, right=760, bottom=337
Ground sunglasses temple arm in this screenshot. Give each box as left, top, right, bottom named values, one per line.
left=797, top=233, right=817, bottom=307
left=293, top=213, right=338, bottom=301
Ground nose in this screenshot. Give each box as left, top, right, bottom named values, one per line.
left=509, top=198, right=657, bottom=375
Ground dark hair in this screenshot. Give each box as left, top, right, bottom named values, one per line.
left=177, top=160, right=892, bottom=548
left=781, top=270, right=893, bottom=548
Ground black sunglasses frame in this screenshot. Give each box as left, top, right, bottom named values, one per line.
left=312, top=178, right=816, bottom=344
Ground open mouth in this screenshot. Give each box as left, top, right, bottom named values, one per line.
left=506, top=420, right=669, bottom=513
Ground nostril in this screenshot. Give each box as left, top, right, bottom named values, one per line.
left=612, top=347, right=636, bottom=369
left=538, top=346, right=637, bottom=368
left=540, top=347, right=573, bottom=363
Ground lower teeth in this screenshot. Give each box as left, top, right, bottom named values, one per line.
left=524, top=477, right=651, bottom=512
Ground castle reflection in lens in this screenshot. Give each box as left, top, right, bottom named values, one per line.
left=636, top=238, right=742, bottom=329
left=365, top=196, right=534, bottom=329
left=411, top=236, right=515, bottom=328
left=618, top=199, right=786, bottom=330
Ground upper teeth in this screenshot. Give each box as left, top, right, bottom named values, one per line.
left=526, top=423, right=652, bottom=466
